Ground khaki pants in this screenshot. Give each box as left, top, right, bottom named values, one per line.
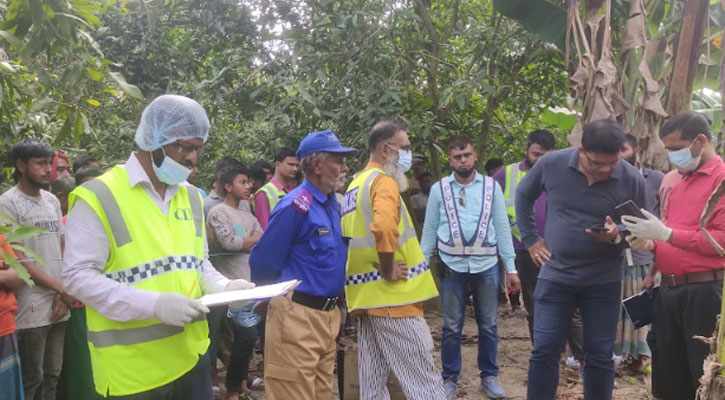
left=264, top=294, right=341, bottom=400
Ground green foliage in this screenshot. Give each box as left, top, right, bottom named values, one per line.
left=0, top=210, right=47, bottom=286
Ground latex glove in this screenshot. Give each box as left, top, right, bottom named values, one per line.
left=153, top=292, right=210, bottom=327
left=226, top=279, right=256, bottom=308
left=625, top=234, right=655, bottom=251
left=621, top=209, right=672, bottom=242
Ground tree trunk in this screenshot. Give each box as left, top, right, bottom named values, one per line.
left=665, top=0, right=709, bottom=115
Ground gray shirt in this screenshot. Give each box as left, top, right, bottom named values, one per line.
left=207, top=203, right=263, bottom=280
left=630, top=166, right=664, bottom=266
left=515, top=148, right=647, bottom=286
left=0, top=186, right=67, bottom=329
left=204, top=190, right=251, bottom=217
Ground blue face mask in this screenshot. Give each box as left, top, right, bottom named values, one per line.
left=667, top=138, right=702, bottom=173
left=396, top=149, right=413, bottom=173
left=152, top=147, right=192, bottom=185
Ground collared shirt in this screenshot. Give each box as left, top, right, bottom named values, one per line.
left=493, top=160, right=547, bottom=252
left=420, top=172, right=515, bottom=273
left=249, top=179, right=347, bottom=298
left=630, top=165, right=664, bottom=266
left=253, top=177, right=295, bottom=230
left=515, top=148, right=647, bottom=286
left=655, top=156, right=725, bottom=275
left=61, top=153, right=230, bottom=322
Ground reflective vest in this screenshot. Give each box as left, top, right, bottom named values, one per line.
left=253, top=181, right=286, bottom=213
left=69, top=166, right=208, bottom=396
left=341, top=167, right=438, bottom=312
left=503, top=163, right=525, bottom=241
left=436, top=176, right=497, bottom=256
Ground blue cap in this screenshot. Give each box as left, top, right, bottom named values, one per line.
left=296, top=130, right=357, bottom=159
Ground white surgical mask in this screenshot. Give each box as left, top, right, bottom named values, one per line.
left=152, top=147, right=192, bottom=185
left=667, top=139, right=703, bottom=173
left=396, top=149, right=412, bottom=173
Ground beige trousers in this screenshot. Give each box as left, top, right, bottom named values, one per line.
left=264, top=294, right=341, bottom=400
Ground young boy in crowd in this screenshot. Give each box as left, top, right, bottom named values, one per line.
left=206, top=165, right=264, bottom=399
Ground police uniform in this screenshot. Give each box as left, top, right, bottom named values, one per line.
left=249, top=130, right=354, bottom=400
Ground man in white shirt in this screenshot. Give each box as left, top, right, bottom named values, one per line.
left=62, top=95, right=254, bottom=399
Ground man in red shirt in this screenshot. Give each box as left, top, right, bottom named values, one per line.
left=253, top=148, right=298, bottom=229
left=0, top=237, right=27, bottom=400
left=623, top=111, right=725, bottom=400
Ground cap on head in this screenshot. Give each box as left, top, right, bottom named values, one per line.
left=296, top=130, right=356, bottom=159
left=134, top=95, right=210, bottom=151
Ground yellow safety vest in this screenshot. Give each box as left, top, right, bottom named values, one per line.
left=70, top=166, right=208, bottom=397
left=341, top=167, right=438, bottom=312
left=252, top=181, right=286, bottom=213
left=503, top=163, right=525, bottom=241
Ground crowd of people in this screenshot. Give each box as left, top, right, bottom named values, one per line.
left=0, top=93, right=722, bottom=400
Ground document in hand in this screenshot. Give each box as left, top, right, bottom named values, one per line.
left=622, top=287, right=659, bottom=329
left=200, top=279, right=300, bottom=307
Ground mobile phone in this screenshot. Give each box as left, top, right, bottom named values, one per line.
left=614, top=200, right=645, bottom=221
left=589, top=226, right=609, bottom=233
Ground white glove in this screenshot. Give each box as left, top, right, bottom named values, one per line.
left=226, top=279, right=256, bottom=308
left=153, top=293, right=210, bottom=327
left=621, top=209, right=672, bottom=242
left=625, top=235, right=655, bottom=251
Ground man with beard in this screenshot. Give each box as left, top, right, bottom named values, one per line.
left=62, top=95, right=255, bottom=399
left=0, top=139, right=71, bottom=400
left=250, top=130, right=355, bottom=400
left=614, top=134, right=663, bottom=375
left=421, top=136, right=520, bottom=399
left=342, top=121, right=443, bottom=400
left=492, top=129, right=555, bottom=341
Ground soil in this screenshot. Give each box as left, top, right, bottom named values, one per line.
left=225, top=305, right=652, bottom=399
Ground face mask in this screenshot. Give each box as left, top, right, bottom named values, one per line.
left=667, top=139, right=702, bottom=173
left=152, top=148, right=192, bottom=185
left=395, top=149, right=412, bottom=173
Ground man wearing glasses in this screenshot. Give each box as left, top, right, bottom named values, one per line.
left=515, top=118, right=646, bottom=400
left=420, top=136, right=519, bottom=399
left=62, top=95, right=254, bottom=399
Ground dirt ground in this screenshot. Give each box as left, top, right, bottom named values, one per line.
left=230, top=304, right=652, bottom=399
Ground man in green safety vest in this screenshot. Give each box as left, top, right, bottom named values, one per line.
left=62, top=95, right=255, bottom=399
left=253, top=148, right=298, bottom=229
left=492, top=129, right=555, bottom=340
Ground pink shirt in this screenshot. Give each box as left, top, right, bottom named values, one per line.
left=655, top=156, right=725, bottom=275
left=253, top=177, right=295, bottom=230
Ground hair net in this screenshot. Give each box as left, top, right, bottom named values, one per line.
left=134, top=95, right=210, bottom=151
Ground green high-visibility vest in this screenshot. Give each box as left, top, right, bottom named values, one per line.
left=253, top=181, right=286, bottom=213
left=503, top=163, right=525, bottom=241
left=70, top=166, right=208, bottom=396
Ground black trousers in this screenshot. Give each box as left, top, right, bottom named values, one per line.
left=516, top=250, right=540, bottom=341
left=109, top=352, right=212, bottom=400
left=651, top=280, right=722, bottom=400
left=225, top=324, right=257, bottom=392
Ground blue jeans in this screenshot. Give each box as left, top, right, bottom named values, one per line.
left=527, top=279, right=621, bottom=400
left=440, top=264, right=499, bottom=382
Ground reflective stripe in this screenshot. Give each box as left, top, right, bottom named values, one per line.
left=437, top=176, right=497, bottom=256
left=84, top=179, right=132, bottom=247
left=257, top=184, right=285, bottom=212
left=88, top=314, right=205, bottom=348
left=187, top=187, right=203, bottom=238
left=348, top=170, right=416, bottom=249
left=106, top=255, right=203, bottom=285
left=346, top=261, right=430, bottom=286
left=504, top=165, right=519, bottom=208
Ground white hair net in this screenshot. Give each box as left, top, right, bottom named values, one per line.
left=134, top=95, right=210, bottom=151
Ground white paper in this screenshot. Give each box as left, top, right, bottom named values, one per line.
left=200, top=279, right=300, bottom=307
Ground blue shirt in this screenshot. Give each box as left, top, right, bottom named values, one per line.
left=515, top=148, right=647, bottom=286
left=249, top=180, right=348, bottom=298
left=420, top=172, right=516, bottom=273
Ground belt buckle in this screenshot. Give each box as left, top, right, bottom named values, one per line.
left=663, top=274, right=676, bottom=287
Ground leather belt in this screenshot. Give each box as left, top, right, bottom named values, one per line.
left=291, top=291, right=339, bottom=312
left=661, top=269, right=725, bottom=288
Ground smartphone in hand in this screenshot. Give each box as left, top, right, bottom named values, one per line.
left=589, top=226, right=609, bottom=233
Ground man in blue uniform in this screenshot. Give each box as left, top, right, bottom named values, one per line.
left=250, top=130, right=355, bottom=400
